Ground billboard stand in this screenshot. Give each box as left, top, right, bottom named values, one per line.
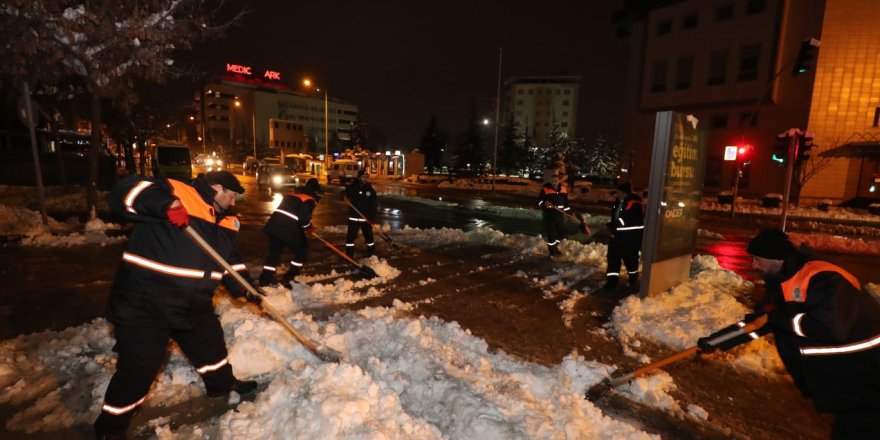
left=640, top=112, right=708, bottom=298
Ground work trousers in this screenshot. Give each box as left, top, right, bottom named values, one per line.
left=94, top=315, right=234, bottom=437
left=345, top=221, right=375, bottom=257
left=260, top=236, right=308, bottom=284
left=542, top=212, right=564, bottom=254
left=606, top=231, right=642, bottom=278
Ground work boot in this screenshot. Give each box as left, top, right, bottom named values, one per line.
left=603, top=277, right=618, bottom=290
left=258, top=271, right=275, bottom=287
left=345, top=246, right=355, bottom=259
left=628, top=273, right=639, bottom=287
left=281, top=270, right=298, bottom=289
left=548, top=246, right=561, bottom=256
left=208, top=379, right=258, bottom=398
left=367, top=246, right=375, bottom=257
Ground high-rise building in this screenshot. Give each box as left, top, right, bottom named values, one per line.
left=504, top=76, right=580, bottom=145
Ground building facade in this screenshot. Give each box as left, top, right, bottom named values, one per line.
left=621, top=0, right=827, bottom=199
left=196, top=66, right=358, bottom=160
left=504, top=76, right=580, bottom=145
left=801, top=0, right=880, bottom=202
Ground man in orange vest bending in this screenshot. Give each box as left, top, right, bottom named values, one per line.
left=698, top=229, right=880, bottom=439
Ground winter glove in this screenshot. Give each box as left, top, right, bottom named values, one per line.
left=165, top=202, right=189, bottom=228
left=580, top=221, right=591, bottom=235
left=697, top=337, right=717, bottom=354
left=237, top=287, right=265, bottom=305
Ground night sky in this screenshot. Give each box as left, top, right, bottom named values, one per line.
left=181, top=0, right=629, bottom=148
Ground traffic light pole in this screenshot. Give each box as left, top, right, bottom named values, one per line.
left=730, top=165, right=742, bottom=218
left=780, top=129, right=801, bottom=231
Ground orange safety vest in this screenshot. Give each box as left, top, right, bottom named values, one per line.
left=168, top=179, right=240, bottom=232
left=780, top=261, right=861, bottom=303
left=542, top=184, right=568, bottom=195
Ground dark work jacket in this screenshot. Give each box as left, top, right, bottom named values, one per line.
left=344, top=181, right=377, bottom=222
left=262, top=191, right=318, bottom=244
left=712, top=251, right=880, bottom=413
left=107, top=176, right=251, bottom=329
left=537, top=183, right=569, bottom=220
left=607, top=192, right=644, bottom=234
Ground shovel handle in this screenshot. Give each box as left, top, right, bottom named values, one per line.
left=309, top=228, right=361, bottom=267
left=345, top=198, right=397, bottom=245
left=183, top=226, right=334, bottom=361
left=608, top=314, right=769, bottom=387
left=550, top=205, right=592, bottom=235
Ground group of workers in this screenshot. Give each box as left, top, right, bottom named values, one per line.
left=93, top=168, right=878, bottom=439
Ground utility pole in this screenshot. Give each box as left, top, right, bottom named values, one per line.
left=492, top=47, right=502, bottom=193
left=251, top=113, right=257, bottom=159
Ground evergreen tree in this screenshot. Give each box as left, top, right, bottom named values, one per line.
left=582, top=132, right=621, bottom=177
left=534, top=122, right=567, bottom=179
left=452, top=102, right=486, bottom=177
left=419, top=115, right=446, bottom=174
left=497, top=113, right=527, bottom=176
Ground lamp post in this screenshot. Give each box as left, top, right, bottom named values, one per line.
left=302, top=78, right=329, bottom=178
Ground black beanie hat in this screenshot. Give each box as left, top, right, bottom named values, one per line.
left=747, top=228, right=795, bottom=260
left=205, top=171, right=244, bottom=194
left=357, top=169, right=367, bottom=178
left=303, top=178, right=322, bottom=197
left=616, top=182, right=632, bottom=193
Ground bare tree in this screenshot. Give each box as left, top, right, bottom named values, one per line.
left=0, top=0, right=245, bottom=214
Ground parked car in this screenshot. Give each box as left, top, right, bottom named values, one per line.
left=327, top=159, right=360, bottom=184
left=256, top=164, right=299, bottom=192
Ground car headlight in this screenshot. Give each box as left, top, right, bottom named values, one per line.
left=206, top=158, right=214, bottom=166
left=217, top=159, right=223, bottom=166
left=272, top=175, right=282, bottom=184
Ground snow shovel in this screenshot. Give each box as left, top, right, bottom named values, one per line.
left=308, top=228, right=380, bottom=279
left=184, top=226, right=343, bottom=363
left=585, top=314, right=768, bottom=401
left=343, top=197, right=402, bottom=250
left=548, top=203, right=592, bottom=236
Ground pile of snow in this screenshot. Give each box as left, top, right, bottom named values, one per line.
left=0, top=203, right=124, bottom=247
left=609, top=254, right=785, bottom=376
left=701, top=196, right=880, bottom=224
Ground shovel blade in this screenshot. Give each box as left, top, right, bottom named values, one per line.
left=358, top=265, right=379, bottom=279
left=585, top=378, right=613, bottom=401
left=316, top=346, right=344, bottom=363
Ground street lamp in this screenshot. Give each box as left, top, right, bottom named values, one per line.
left=302, top=78, right=329, bottom=179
